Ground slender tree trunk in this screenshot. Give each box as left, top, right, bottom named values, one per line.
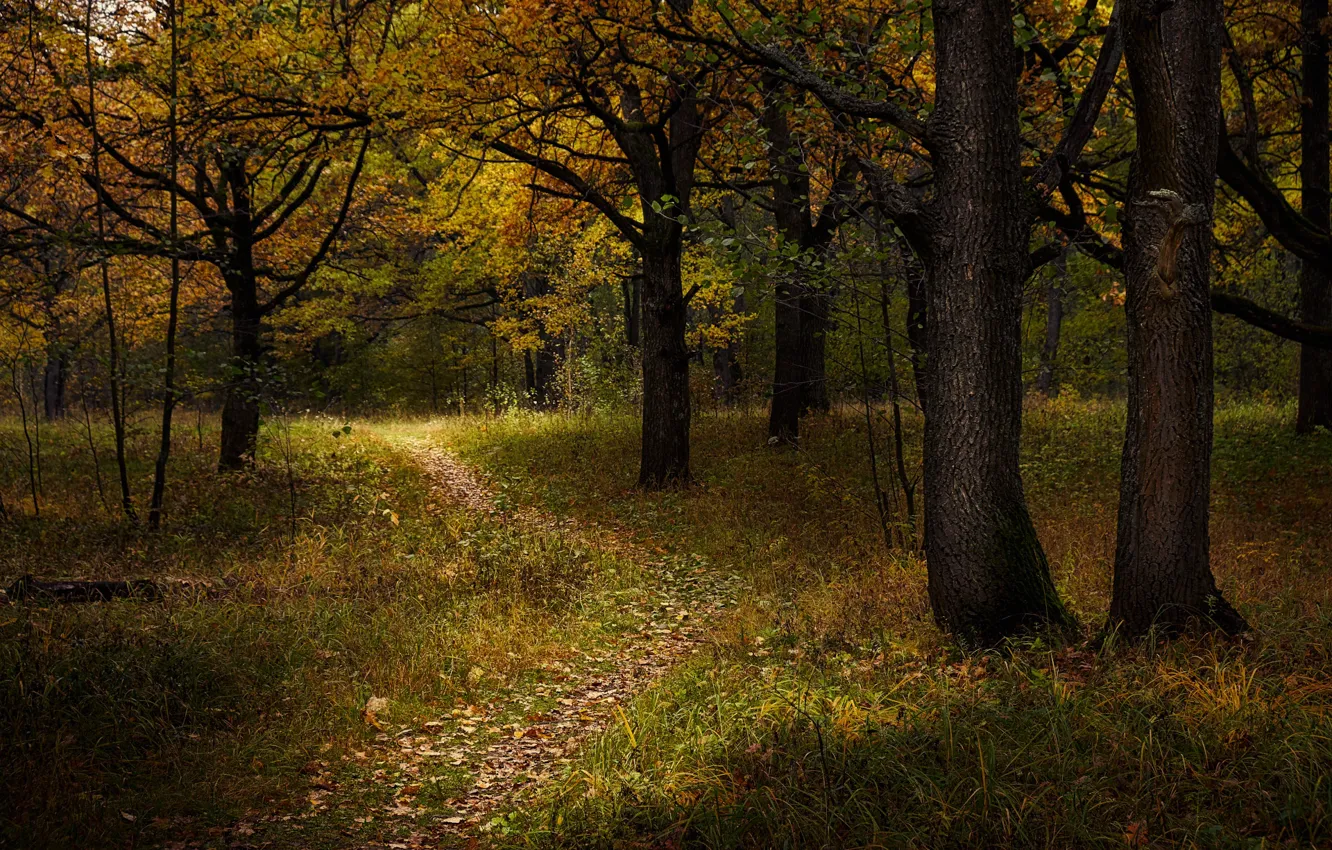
left=523, top=350, right=536, bottom=401
left=878, top=238, right=919, bottom=544
left=923, top=0, right=1071, bottom=645
left=769, top=273, right=803, bottom=443
left=523, top=273, right=560, bottom=409
left=42, top=348, right=67, bottom=420
left=1036, top=249, right=1068, bottom=397
left=622, top=273, right=641, bottom=348
left=534, top=344, right=558, bottom=407
left=10, top=357, right=39, bottom=517
left=762, top=78, right=827, bottom=442
left=149, top=0, right=183, bottom=529
left=218, top=285, right=263, bottom=471
left=798, top=287, right=831, bottom=414
left=905, top=267, right=927, bottom=410
left=1297, top=0, right=1332, bottom=433
left=638, top=245, right=691, bottom=486
left=764, top=76, right=809, bottom=444
left=709, top=293, right=743, bottom=405
left=430, top=361, right=440, bottom=413
left=85, top=0, right=135, bottom=521
left=1110, top=0, right=1246, bottom=637
left=489, top=328, right=499, bottom=407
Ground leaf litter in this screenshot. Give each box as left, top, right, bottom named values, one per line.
left=203, top=438, right=742, bottom=849
left=390, top=439, right=742, bottom=840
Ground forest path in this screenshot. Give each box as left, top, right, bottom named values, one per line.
left=350, top=437, right=742, bottom=846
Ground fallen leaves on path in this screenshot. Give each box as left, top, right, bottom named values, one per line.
left=371, top=440, right=740, bottom=840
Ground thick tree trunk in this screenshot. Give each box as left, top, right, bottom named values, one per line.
left=218, top=286, right=263, bottom=471
left=1297, top=0, right=1332, bottom=433
left=1110, top=0, right=1246, bottom=637
left=759, top=80, right=842, bottom=434
left=1036, top=250, right=1068, bottom=397
left=923, top=0, right=1071, bottom=645
left=638, top=246, right=691, bottom=487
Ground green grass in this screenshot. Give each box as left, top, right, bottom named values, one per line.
left=0, top=416, right=654, bottom=848
left=3, top=401, right=1330, bottom=848
left=437, top=401, right=1332, bottom=849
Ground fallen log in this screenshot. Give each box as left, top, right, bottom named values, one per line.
left=4, top=574, right=161, bottom=603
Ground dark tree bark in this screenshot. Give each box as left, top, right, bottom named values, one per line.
left=1297, top=0, right=1332, bottom=433
left=762, top=80, right=815, bottom=445
left=638, top=243, right=691, bottom=485
left=922, top=0, right=1072, bottom=645
left=621, top=273, right=641, bottom=349
left=759, top=81, right=855, bottom=443
left=709, top=292, right=743, bottom=405
left=1110, top=0, right=1246, bottom=637
left=769, top=269, right=803, bottom=443
left=692, top=0, right=1128, bottom=643
left=797, top=288, right=831, bottom=414
left=149, top=1, right=183, bottom=528
left=905, top=263, right=929, bottom=411
left=522, top=273, right=560, bottom=408
left=38, top=255, right=73, bottom=421
left=218, top=281, right=263, bottom=471
left=211, top=137, right=368, bottom=469
left=84, top=0, right=134, bottom=521
left=711, top=344, right=741, bottom=403
left=42, top=348, right=67, bottom=420
left=522, top=351, right=535, bottom=404
left=1035, top=249, right=1068, bottom=397
left=489, top=67, right=704, bottom=488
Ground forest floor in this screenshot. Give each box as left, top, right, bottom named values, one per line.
left=325, top=437, right=744, bottom=845
left=3, top=400, right=1332, bottom=849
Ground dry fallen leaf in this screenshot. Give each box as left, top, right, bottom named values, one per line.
left=363, top=695, right=390, bottom=729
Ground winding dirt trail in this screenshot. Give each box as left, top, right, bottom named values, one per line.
left=357, top=438, right=741, bottom=845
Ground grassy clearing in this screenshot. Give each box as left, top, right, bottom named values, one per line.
left=3, top=402, right=1328, bottom=848
left=440, top=400, right=1332, bottom=849
left=0, top=417, right=658, bottom=849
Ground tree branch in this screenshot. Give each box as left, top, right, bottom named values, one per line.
left=1031, top=0, right=1124, bottom=196
left=488, top=138, right=645, bottom=249
left=1216, top=129, right=1332, bottom=267
left=1212, top=291, right=1332, bottom=348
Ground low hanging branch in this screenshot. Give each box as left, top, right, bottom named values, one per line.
left=1211, top=292, right=1332, bottom=349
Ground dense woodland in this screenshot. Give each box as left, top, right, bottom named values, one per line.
left=2, top=0, right=1331, bottom=847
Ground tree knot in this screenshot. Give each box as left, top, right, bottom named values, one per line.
left=1143, top=189, right=1208, bottom=299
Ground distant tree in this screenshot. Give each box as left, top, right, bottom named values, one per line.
left=758, top=81, right=858, bottom=444
left=0, top=0, right=396, bottom=470
left=446, top=0, right=732, bottom=486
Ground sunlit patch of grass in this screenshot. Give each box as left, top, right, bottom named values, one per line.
left=448, top=401, right=1332, bottom=848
